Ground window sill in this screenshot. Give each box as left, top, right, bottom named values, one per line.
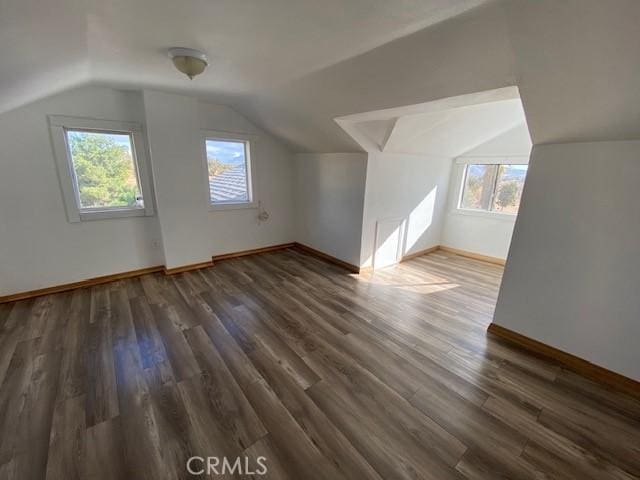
left=208, top=202, right=258, bottom=212
left=78, top=207, right=150, bottom=222
left=449, top=208, right=518, bottom=222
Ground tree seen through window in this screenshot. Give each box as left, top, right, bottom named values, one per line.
left=66, top=130, right=142, bottom=209
left=460, top=163, right=527, bottom=214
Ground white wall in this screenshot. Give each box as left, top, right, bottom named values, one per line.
left=143, top=90, right=295, bottom=270
left=360, top=153, right=451, bottom=268
left=442, top=203, right=517, bottom=259
left=143, top=90, right=210, bottom=269
left=494, top=140, right=640, bottom=381
left=0, top=86, right=163, bottom=296
left=294, top=153, right=367, bottom=266
left=0, top=86, right=295, bottom=295
left=198, top=102, right=296, bottom=257
left=441, top=123, right=531, bottom=259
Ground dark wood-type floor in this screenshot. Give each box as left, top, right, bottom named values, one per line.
left=1, top=248, right=639, bottom=479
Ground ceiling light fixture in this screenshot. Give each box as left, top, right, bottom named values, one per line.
left=168, top=47, right=208, bottom=80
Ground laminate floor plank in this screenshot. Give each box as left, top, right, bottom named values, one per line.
left=306, top=379, right=466, bottom=480
left=84, top=417, right=129, bottom=480
left=149, top=304, right=200, bottom=382
left=454, top=446, right=545, bottom=480
left=554, top=369, right=640, bottom=419
left=84, top=286, right=119, bottom=427
left=10, top=349, right=63, bottom=480
left=44, top=394, right=86, bottom=480
left=183, top=325, right=267, bottom=451
left=0, top=299, right=34, bottom=388
left=304, top=334, right=468, bottom=478
left=0, top=303, right=14, bottom=331
left=34, top=292, right=73, bottom=355
left=247, top=344, right=383, bottom=480
left=240, top=378, right=346, bottom=480
left=192, top=293, right=264, bottom=389
left=482, top=394, right=635, bottom=480
left=56, top=289, right=90, bottom=401
left=0, top=338, right=44, bottom=465
left=0, top=248, right=638, bottom=479
left=242, top=435, right=292, bottom=480
left=130, top=295, right=169, bottom=370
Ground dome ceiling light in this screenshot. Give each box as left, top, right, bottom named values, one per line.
left=168, top=47, right=208, bottom=80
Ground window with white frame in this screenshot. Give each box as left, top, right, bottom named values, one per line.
left=49, top=116, right=154, bottom=222
left=204, top=137, right=254, bottom=207
left=459, top=163, right=528, bottom=214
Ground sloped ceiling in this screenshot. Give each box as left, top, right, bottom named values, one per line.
left=233, top=0, right=640, bottom=152
left=0, top=0, right=489, bottom=115
left=2, top=0, right=640, bottom=153
left=0, top=0, right=90, bottom=113
left=336, top=93, right=529, bottom=157
left=352, top=119, right=398, bottom=151
left=461, top=122, right=531, bottom=157
left=383, top=100, right=526, bottom=157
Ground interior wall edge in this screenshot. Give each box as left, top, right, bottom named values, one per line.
left=488, top=323, right=640, bottom=399
left=493, top=139, right=640, bottom=382
left=0, top=265, right=165, bottom=304
left=293, top=242, right=361, bottom=273
left=439, top=245, right=506, bottom=265
left=0, top=243, right=294, bottom=303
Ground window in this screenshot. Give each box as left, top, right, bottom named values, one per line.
left=67, top=130, right=142, bottom=210
left=459, top=163, right=528, bottom=214
left=49, top=116, right=154, bottom=222
left=204, top=136, right=254, bottom=208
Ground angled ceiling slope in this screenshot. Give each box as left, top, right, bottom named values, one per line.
left=0, top=0, right=491, bottom=116
left=336, top=87, right=529, bottom=157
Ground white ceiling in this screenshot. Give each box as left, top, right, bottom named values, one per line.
left=232, top=0, right=640, bottom=152
left=336, top=89, right=529, bottom=157
left=382, top=100, right=527, bottom=157
left=4, top=0, right=639, bottom=153
left=461, top=122, right=531, bottom=157
left=0, top=0, right=489, bottom=115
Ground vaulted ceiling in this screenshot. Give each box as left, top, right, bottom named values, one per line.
left=0, top=0, right=489, bottom=114
left=2, top=0, right=640, bottom=153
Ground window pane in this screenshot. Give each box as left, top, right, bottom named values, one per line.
left=460, top=164, right=498, bottom=211
left=66, top=130, right=142, bottom=210
left=206, top=139, right=249, bottom=203
left=491, top=164, right=528, bottom=213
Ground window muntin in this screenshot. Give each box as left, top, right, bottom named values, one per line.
left=460, top=164, right=497, bottom=211
left=65, top=130, right=143, bottom=211
left=492, top=164, right=527, bottom=213
left=206, top=139, right=251, bottom=204
left=459, top=163, right=528, bottom=214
